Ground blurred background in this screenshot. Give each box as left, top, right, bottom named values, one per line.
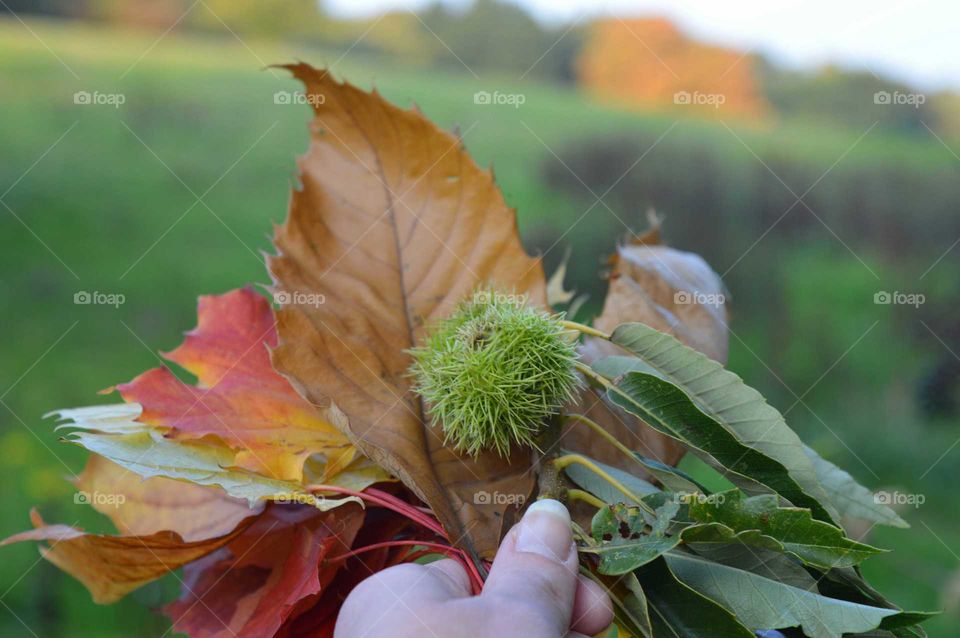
left=1, top=0, right=958, bottom=636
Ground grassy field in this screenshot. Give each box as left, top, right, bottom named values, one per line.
left=1, top=16, right=958, bottom=637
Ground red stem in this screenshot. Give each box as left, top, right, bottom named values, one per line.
left=309, top=485, right=485, bottom=593
left=307, top=484, right=445, bottom=537
left=327, top=539, right=459, bottom=563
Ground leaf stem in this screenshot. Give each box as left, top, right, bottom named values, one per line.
left=564, top=413, right=652, bottom=477
left=560, top=320, right=611, bottom=340
left=553, top=453, right=655, bottom=515
left=567, top=488, right=606, bottom=510
left=574, top=361, right=613, bottom=389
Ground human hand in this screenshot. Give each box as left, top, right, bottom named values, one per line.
left=335, top=499, right=614, bottom=638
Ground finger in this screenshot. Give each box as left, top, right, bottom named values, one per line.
left=482, top=499, right=579, bottom=636
left=570, top=575, right=614, bottom=636
left=335, top=560, right=471, bottom=637
left=423, top=558, right=474, bottom=599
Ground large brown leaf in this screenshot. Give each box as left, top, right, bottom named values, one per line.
left=563, top=231, right=730, bottom=472
left=267, top=64, right=545, bottom=560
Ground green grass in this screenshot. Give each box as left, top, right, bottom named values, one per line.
left=1, top=15, right=957, bottom=637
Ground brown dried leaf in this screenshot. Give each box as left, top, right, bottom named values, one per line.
left=267, top=64, right=545, bottom=559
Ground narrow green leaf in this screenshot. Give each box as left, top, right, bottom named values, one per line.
left=664, top=551, right=900, bottom=638
left=683, top=490, right=885, bottom=569
left=635, top=557, right=755, bottom=637
left=562, top=451, right=660, bottom=506
left=605, top=370, right=835, bottom=522
left=585, top=569, right=653, bottom=638
left=601, top=322, right=839, bottom=522
left=631, top=452, right=704, bottom=494
left=803, top=445, right=908, bottom=529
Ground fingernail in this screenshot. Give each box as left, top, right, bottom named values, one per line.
left=515, top=499, right=573, bottom=562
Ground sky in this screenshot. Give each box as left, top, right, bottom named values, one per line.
left=323, top=0, right=960, bottom=91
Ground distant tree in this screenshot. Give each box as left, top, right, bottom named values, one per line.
left=757, top=61, right=942, bottom=134
left=2, top=0, right=90, bottom=17
left=420, top=0, right=582, bottom=81
left=576, top=17, right=769, bottom=118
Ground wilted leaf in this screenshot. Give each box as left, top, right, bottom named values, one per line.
left=664, top=551, right=901, bottom=638
left=564, top=236, right=730, bottom=476
left=600, top=322, right=838, bottom=523
left=75, top=454, right=261, bottom=542
left=803, top=445, right=908, bottom=529
left=165, top=504, right=363, bottom=638
left=546, top=248, right=576, bottom=306
left=267, top=64, right=545, bottom=559
left=635, top=556, right=754, bottom=637
left=115, top=288, right=358, bottom=482
left=1, top=508, right=256, bottom=604
left=682, top=490, right=884, bottom=569
left=584, top=501, right=680, bottom=575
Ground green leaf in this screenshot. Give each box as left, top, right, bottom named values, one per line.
left=685, top=539, right=819, bottom=591
left=562, top=451, right=660, bottom=506
left=634, top=557, right=755, bottom=637
left=585, top=570, right=653, bottom=638
left=584, top=502, right=680, bottom=575
left=683, top=490, right=885, bottom=569
left=803, top=445, right=908, bottom=529
left=64, top=428, right=359, bottom=511
left=604, top=368, right=835, bottom=523
left=631, top=452, right=704, bottom=494
left=663, top=551, right=900, bottom=638
left=817, top=568, right=934, bottom=637
left=599, top=323, right=839, bottom=521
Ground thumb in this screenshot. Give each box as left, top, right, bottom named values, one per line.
left=481, top=499, right=579, bottom=637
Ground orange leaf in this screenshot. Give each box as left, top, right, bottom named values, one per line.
left=267, top=65, right=544, bottom=560
left=116, top=287, right=355, bottom=482
left=1, top=508, right=256, bottom=604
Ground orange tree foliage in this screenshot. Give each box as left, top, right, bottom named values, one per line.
left=576, top=18, right=769, bottom=119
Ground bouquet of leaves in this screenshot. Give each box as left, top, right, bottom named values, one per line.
left=3, top=65, right=934, bottom=637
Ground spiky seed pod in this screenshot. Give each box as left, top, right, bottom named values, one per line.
left=409, top=291, right=580, bottom=457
